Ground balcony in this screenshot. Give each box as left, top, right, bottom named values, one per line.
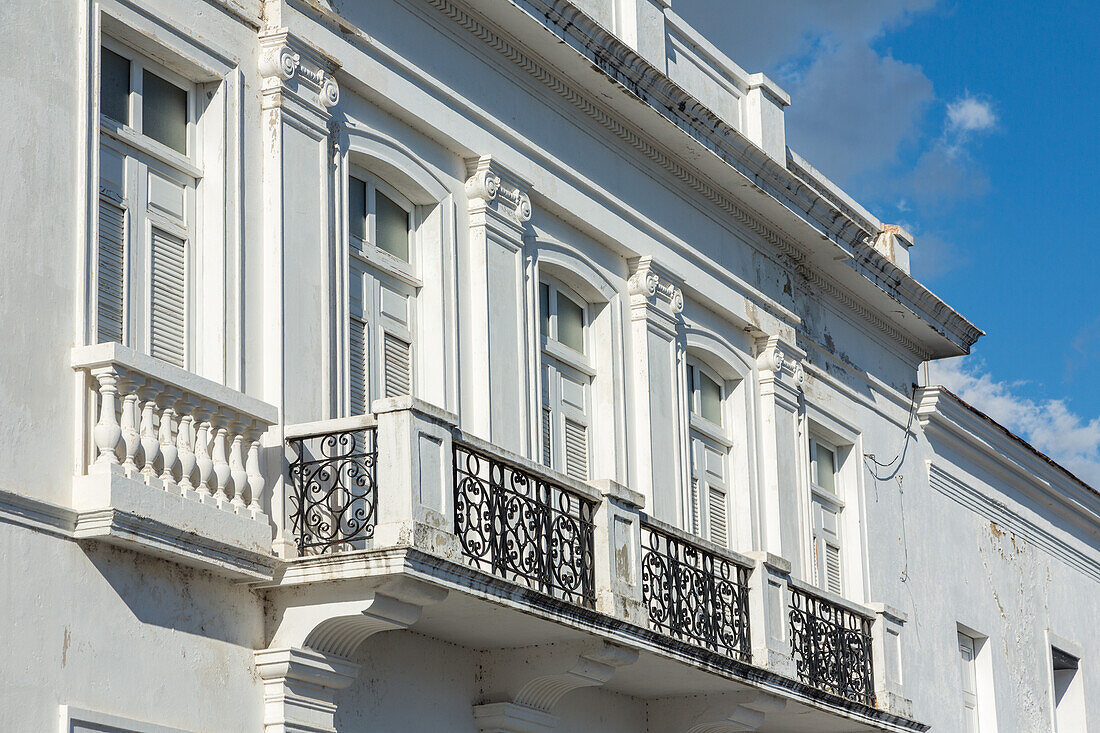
left=71, top=343, right=279, bottom=580
left=272, top=398, right=920, bottom=731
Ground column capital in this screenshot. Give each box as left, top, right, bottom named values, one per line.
left=754, top=334, right=805, bottom=402
left=464, top=155, right=532, bottom=230
left=259, top=28, right=340, bottom=115
left=254, top=647, right=359, bottom=733
left=627, top=256, right=684, bottom=326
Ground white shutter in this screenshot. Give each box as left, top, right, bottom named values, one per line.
left=383, top=331, right=411, bottom=398
left=708, top=487, right=728, bottom=547
left=564, top=417, right=588, bottom=481
left=97, top=187, right=126, bottom=344
left=149, top=227, right=186, bottom=368
left=814, top=498, right=843, bottom=594
left=349, top=317, right=368, bottom=415
left=689, top=477, right=700, bottom=536
left=959, top=633, right=980, bottom=733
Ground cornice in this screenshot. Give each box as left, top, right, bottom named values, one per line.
left=918, top=387, right=1100, bottom=524
left=0, top=488, right=77, bottom=539
left=422, top=0, right=977, bottom=360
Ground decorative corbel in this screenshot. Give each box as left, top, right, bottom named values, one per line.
left=465, top=155, right=532, bottom=227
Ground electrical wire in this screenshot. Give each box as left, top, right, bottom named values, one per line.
left=864, top=382, right=919, bottom=470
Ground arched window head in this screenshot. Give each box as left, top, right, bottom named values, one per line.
left=348, top=172, right=413, bottom=264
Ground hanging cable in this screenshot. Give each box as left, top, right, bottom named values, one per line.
left=865, top=382, right=919, bottom=471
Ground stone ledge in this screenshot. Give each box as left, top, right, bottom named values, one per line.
left=73, top=471, right=277, bottom=581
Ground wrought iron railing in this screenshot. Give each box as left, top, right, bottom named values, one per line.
left=789, top=584, right=875, bottom=705
left=640, top=522, right=752, bottom=661
left=452, top=441, right=596, bottom=607
left=287, top=427, right=378, bottom=555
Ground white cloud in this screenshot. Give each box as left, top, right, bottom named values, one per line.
left=929, top=357, right=1100, bottom=488
left=946, top=95, right=997, bottom=133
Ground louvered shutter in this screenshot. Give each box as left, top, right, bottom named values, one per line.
left=691, top=436, right=730, bottom=547
left=97, top=187, right=127, bottom=344
left=149, top=227, right=187, bottom=367
left=708, top=487, right=728, bottom=547
left=383, top=332, right=412, bottom=397
left=349, top=318, right=369, bottom=414
left=814, top=499, right=843, bottom=594
left=564, top=418, right=588, bottom=481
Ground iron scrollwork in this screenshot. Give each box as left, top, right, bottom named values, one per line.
left=453, top=442, right=596, bottom=608
left=287, top=428, right=377, bottom=555
left=640, top=523, right=752, bottom=661
left=789, top=585, right=875, bottom=705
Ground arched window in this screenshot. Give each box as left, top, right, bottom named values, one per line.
left=538, top=278, right=593, bottom=480
left=346, top=168, right=416, bottom=414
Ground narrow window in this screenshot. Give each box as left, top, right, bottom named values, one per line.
left=686, top=362, right=731, bottom=546
left=346, top=169, right=416, bottom=414
left=810, top=436, right=844, bottom=594
left=538, top=278, right=591, bottom=480
left=96, top=40, right=196, bottom=369
left=958, top=632, right=981, bottom=733
left=1052, top=647, right=1086, bottom=731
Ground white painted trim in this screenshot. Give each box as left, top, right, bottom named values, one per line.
left=60, top=705, right=193, bottom=733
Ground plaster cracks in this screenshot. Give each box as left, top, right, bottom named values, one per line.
left=977, top=521, right=1049, bottom=729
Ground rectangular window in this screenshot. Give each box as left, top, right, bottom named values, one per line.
left=686, top=361, right=732, bottom=546
left=810, top=436, right=844, bottom=594
left=1052, top=647, right=1086, bottom=731
left=96, top=40, right=196, bottom=369
left=959, top=632, right=981, bottom=733
left=538, top=278, right=591, bottom=480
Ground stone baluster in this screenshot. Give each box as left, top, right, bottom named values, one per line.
left=212, top=414, right=232, bottom=508
left=158, top=401, right=179, bottom=487
left=138, top=387, right=161, bottom=482
left=229, top=423, right=249, bottom=513
left=177, top=408, right=197, bottom=493
left=246, top=425, right=265, bottom=520
left=195, top=407, right=215, bottom=498
left=119, top=381, right=141, bottom=475
left=91, top=367, right=123, bottom=465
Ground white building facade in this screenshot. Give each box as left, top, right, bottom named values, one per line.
left=0, top=0, right=1096, bottom=731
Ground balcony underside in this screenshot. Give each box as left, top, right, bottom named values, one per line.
left=261, top=546, right=926, bottom=733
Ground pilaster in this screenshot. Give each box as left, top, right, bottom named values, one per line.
left=254, top=647, right=358, bottom=733
left=753, top=335, right=805, bottom=573
left=258, top=29, right=341, bottom=557
left=627, top=256, right=685, bottom=525
left=745, top=551, right=795, bottom=677
left=870, top=603, right=912, bottom=718
left=462, top=155, right=533, bottom=455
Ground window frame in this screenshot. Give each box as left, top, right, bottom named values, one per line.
left=348, top=167, right=416, bottom=277
left=100, top=36, right=198, bottom=168
left=539, top=279, right=593, bottom=376
left=344, top=167, right=422, bottom=415
left=537, top=276, right=594, bottom=480
left=96, top=35, right=202, bottom=370
left=808, top=433, right=846, bottom=594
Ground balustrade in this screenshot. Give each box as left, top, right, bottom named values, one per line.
left=286, top=423, right=378, bottom=555
left=640, top=520, right=751, bottom=661
left=73, top=344, right=274, bottom=523
left=788, top=582, right=876, bottom=705
left=453, top=441, right=596, bottom=608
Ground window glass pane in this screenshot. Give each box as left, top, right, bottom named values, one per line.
left=142, top=69, right=188, bottom=153
left=700, top=372, right=723, bottom=424
left=815, top=443, right=837, bottom=493
left=375, top=189, right=410, bottom=261
left=539, top=283, right=551, bottom=338
left=688, top=366, right=697, bottom=415
left=556, top=292, right=585, bottom=353
left=100, top=47, right=130, bottom=124
left=349, top=176, right=367, bottom=241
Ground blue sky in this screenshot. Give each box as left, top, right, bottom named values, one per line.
left=677, top=1, right=1100, bottom=484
